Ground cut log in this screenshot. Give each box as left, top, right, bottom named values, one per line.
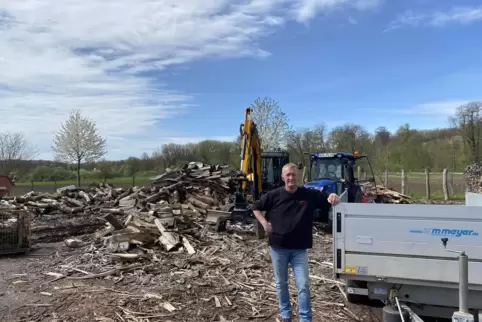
left=154, top=219, right=181, bottom=251
left=186, top=195, right=209, bottom=210
left=103, top=213, right=125, bottom=230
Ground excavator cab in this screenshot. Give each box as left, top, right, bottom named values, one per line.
left=260, top=151, right=290, bottom=192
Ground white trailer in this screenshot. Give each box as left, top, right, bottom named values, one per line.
left=332, top=195, right=482, bottom=321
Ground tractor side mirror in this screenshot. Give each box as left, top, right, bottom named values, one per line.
left=297, top=161, right=303, bottom=170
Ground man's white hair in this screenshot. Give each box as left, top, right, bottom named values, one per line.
left=282, top=163, right=298, bottom=172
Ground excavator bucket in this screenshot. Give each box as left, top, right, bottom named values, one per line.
left=205, top=209, right=231, bottom=223
left=205, top=208, right=267, bottom=239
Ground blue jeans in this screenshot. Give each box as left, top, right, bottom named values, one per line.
left=269, top=247, right=312, bottom=321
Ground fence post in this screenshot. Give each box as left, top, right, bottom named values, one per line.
left=357, top=166, right=361, bottom=180
left=425, top=169, right=430, bottom=200
left=384, top=169, right=388, bottom=187
left=31, top=180, right=34, bottom=191
left=442, top=168, right=449, bottom=201
left=132, top=176, right=135, bottom=187
left=363, top=172, right=367, bottom=180
left=401, top=169, right=406, bottom=195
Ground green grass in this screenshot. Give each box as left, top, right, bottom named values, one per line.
left=408, top=192, right=465, bottom=201
left=15, top=176, right=152, bottom=187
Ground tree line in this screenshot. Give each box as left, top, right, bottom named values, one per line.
left=0, top=98, right=481, bottom=184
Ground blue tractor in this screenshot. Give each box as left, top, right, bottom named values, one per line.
left=302, top=151, right=377, bottom=230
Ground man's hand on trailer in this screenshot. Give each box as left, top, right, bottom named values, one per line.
left=327, top=193, right=340, bottom=205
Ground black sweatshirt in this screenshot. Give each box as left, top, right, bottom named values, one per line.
left=252, top=186, right=332, bottom=249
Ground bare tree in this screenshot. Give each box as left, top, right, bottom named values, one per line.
left=52, top=110, right=107, bottom=186
left=449, top=101, right=482, bottom=163
left=287, top=124, right=327, bottom=164
left=161, top=143, right=198, bottom=167
left=327, top=124, right=372, bottom=152
left=0, top=132, right=37, bottom=178
left=250, top=97, right=291, bottom=150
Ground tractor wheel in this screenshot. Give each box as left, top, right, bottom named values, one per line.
left=313, top=208, right=329, bottom=222
left=314, top=208, right=332, bottom=233
left=320, top=221, right=333, bottom=234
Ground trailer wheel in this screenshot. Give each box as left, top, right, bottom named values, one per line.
left=383, top=305, right=410, bottom=322
left=346, top=280, right=368, bottom=304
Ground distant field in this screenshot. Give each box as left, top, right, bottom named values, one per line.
left=14, top=176, right=151, bottom=187
left=9, top=172, right=467, bottom=200
left=11, top=177, right=151, bottom=195
left=376, top=172, right=465, bottom=200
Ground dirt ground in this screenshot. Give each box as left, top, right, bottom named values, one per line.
left=0, top=233, right=383, bottom=322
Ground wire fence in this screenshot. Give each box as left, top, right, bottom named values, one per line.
left=370, top=169, right=465, bottom=199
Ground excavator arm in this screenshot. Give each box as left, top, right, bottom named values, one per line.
left=206, top=107, right=290, bottom=239
left=205, top=107, right=266, bottom=239
left=239, top=107, right=262, bottom=200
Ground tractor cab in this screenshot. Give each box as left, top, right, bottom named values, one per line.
left=304, top=151, right=367, bottom=204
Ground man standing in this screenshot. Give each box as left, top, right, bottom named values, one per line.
left=252, top=163, right=340, bottom=322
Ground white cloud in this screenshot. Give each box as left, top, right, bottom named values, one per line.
left=359, top=100, right=476, bottom=117
left=164, top=136, right=238, bottom=145
left=293, top=0, right=381, bottom=22
left=348, top=17, right=358, bottom=25
left=408, top=100, right=475, bottom=116
left=0, top=0, right=380, bottom=160
left=387, top=5, right=482, bottom=30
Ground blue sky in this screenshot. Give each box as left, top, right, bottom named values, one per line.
left=1, top=0, right=481, bottom=159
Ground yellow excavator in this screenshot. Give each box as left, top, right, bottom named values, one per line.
left=205, top=107, right=291, bottom=238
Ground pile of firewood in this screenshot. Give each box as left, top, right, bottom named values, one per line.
left=465, top=162, right=482, bottom=193
left=0, top=162, right=237, bottom=243
left=0, top=160, right=414, bottom=245
left=362, top=183, right=412, bottom=203
left=94, top=203, right=203, bottom=254
left=149, top=161, right=237, bottom=212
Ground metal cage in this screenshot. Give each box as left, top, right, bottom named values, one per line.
left=0, top=209, right=31, bottom=255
